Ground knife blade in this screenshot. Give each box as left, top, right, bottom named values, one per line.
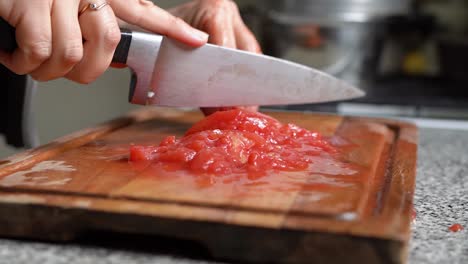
left=0, top=19, right=364, bottom=107
left=117, top=30, right=364, bottom=107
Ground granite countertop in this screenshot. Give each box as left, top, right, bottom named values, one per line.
left=0, top=127, right=466, bottom=264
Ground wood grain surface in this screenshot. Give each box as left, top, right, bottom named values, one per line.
left=0, top=107, right=418, bottom=264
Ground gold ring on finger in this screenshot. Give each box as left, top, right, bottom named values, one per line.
left=79, top=2, right=109, bottom=17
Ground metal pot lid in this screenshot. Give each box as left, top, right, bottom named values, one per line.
left=259, top=0, right=410, bottom=25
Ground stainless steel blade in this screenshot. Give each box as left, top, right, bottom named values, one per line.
left=146, top=37, right=364, bottom=107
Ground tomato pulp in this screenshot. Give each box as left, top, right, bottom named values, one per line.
left=129, top=109, right=336, bottom=176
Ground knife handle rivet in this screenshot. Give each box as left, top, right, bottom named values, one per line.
left=147, top=91, right=155, bottom=98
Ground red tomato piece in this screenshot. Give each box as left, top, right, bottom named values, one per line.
left=129, top=109, right=336, bottom=176
left=186, top=109, right=282, bottom=136
left=449, top=223, right=464, bottom=232
left=129, top=146, right=158, bottom=161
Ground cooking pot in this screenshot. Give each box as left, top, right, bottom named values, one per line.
left=255, top=0, right=411, bottom=83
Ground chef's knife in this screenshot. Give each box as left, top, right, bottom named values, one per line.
left=0, top=18, right=364, bottom=107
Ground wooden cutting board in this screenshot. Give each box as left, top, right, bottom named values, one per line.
left=0, top=108, right=418, bottom=264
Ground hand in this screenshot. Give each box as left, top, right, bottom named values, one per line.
left=169, top=0, right=260, bottom=115
left=0, top=0, right=208, bottom=83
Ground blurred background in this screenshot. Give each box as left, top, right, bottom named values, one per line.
left=1, top=0, right=468, bottom=157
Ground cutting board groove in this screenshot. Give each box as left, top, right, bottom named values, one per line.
left=0, top=108, right=418, bottom=264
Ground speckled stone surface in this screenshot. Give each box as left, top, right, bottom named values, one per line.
left=0, top=128, right=466, bottom=264
left=410, top=128, right=468, bottom=264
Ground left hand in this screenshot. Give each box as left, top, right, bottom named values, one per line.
left=0, top=0, right=208, bottom=83
left=168, top=0, right=261, bottom=115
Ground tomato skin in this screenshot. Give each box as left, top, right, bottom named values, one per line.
left=130, top=109, right=336, bottom=176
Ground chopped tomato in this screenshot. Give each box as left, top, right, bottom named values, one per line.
left=129, top=146, right=157, bottom=161
left=130, top=109, right=335, bottom=176
left=186, top=109, right=282, bottom=137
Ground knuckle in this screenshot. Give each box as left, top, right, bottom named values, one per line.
left=62, top=42, right=83, bottom=65
left=27, top=40, right=52, bottom=62
left=103, top=26, right=121, bottom=49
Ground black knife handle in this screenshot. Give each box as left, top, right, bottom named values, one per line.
left=0, top=18, right=17, bottom=53
left=113, top=29, right=132, bottom=64
left=0, top=17, right=133, bottom=64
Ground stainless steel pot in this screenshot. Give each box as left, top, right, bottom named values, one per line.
left=255, top=0, right=410, bottom=85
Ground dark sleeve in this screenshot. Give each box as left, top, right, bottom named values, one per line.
left=0, top=64, right=28, bottom=148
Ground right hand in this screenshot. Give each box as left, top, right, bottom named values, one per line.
left=0, top=0, right=209, bottom=83
left=169, top=0, right=261, bottom=115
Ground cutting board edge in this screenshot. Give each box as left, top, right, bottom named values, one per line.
left=346, top=116, right=418, bottom=242
left=0, top=196, right=406, bottom=263
left=0, top=188, right=411, bottom=243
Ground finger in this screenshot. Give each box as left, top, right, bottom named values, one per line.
left=0, top=3, right=52, bottom=74
left=204, top=8, right=236, bottom=48
left=233, top=10, right=260, bottom=114
left=110, top=0, right=208, bottom=46
left=234, top=25, right=261, bottom=54
left=233, top=13, right=262, bottom=53
left=199, top=11, right=235, bottom=115
left=30, top=1, right=83, bottom=81
left=200, top=5, right=260, bottom=116
left=200, top=6, right=250, bottom=116
left=66, top=4, right=120, bottom=84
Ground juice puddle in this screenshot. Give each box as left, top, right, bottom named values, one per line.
left=0, top=160, right=75, bottom=187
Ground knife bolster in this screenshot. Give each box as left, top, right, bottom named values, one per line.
left=125, top=32, right=163, bottom=105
